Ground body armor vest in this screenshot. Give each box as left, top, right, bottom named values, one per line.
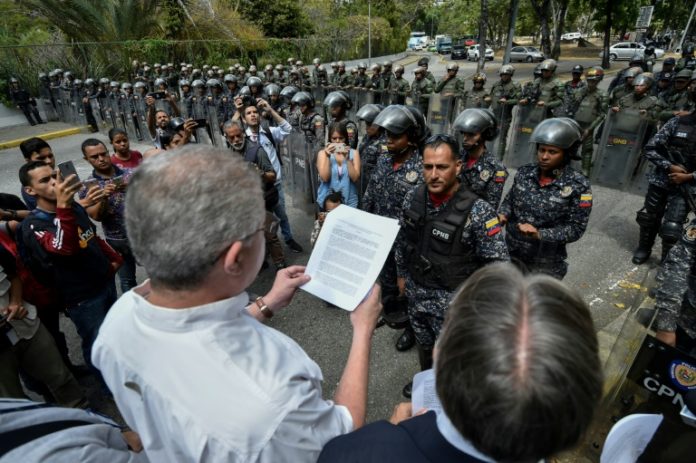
left=574, top=88, right=602, bottom=126
left=403, top=185, right=479, bottom=291
left=670, top=113, right=696, bottom=169
left=300, top=112, right=320, bottom=143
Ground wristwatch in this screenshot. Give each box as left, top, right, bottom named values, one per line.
left=255, top=296, right=273, bottom=319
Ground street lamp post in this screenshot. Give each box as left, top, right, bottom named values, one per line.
left=368, top=1, right=372, bottom=66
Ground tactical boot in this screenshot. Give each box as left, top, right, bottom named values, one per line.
left=632, top=227, right=657, bottom=265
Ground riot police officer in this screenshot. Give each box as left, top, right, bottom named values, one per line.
left=657, top=57, right=677, bottom=82
left=362, top=105, right=427, bottom=352
left=394, top=134, right=509, bottom=397
left=356, top=103, right=386, bottom=194
left=609, top=55, right=648, bottom=93
left=569, top=66, right=608, bottom=176
left=499, top=118, right=592, bottom=279
left=655, top=69, right=694, bottom=123
left=280, top=85, right=300, bottom=128
left=461, top=72, right=488, bottom=109
left=292, top=91, right=325, bottom=146
left=410, top=66, right=433, bottom=118
left=644, top=45, right=658, bottom=73
left=323, top=91, right=358, bottom=148
left=368, top=63, right=382, bottom=90
left=435, top=63, right=465, bottom=96
left=612, top=73, right=657, bottom=118
left=488, top=64, right=521, bottom=160
left=609, top=66, right=642, bottom=106
left=653, top=72, right=673, bottom=98
left=8, top=78, right=44, bottom=126
left=452, top=108, right=508, bottom=208
left=519, top=59, right=564, bottom=118
left=417, top=56, right=436, bottom=84
left=329, top=62, right=339, bottom=86
left=561, top=65, right=587, bottom=116
left=389, top=65, right=410, bottom=105
left=676, top=45, right=696, bottom=73
left=634, top=101, right=696, bottom=264
left=353, top=63, right=369, bottom=88
left=336, top=61, right=353, bottom=88
left=223, top=74, right=239, bottom=98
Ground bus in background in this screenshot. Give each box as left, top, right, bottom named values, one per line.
left=408, top=31, right=429, bottom=50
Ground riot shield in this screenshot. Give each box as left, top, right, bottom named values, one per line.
left=111, top=96, right=126, bottom=129
left=426, top=93, right=453, bottom=136
left=133, top=96, right=153, bottom=144
left=206, top=99, right=224, bottom=147
left=71, top=92, right=86, bottom=126
left=60, top=88, right=73, bottom=123
left=306, top=140, right=321, bottom=207
left=190, top=97, right=213, bottom=145
left=312, top=86, right=325, bottom=115
left=504, top=104, right=546, bottom=169
left=354, top=88, right=373, bottom=110
left=89, top=97, right=106, bottom=130
left=488, top=101, right=513, bottom=160
left=278, top=138, right=293, bottom=188
left=592, top=109, right=648, bottom=191
left=288, top=131, right=313, bottom=215
left=121, top=97, right=140, bottom=141
left=97, top=96, right=109, bottom=131
left=50, top=87, right=64, bottom=121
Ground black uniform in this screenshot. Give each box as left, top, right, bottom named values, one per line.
left=9, top=85, right=43, bottom=125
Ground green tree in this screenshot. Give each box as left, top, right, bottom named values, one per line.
left=237, top=0, right=313, bottom=38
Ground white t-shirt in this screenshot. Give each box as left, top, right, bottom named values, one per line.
left=93, top=282, right=352, bottom=462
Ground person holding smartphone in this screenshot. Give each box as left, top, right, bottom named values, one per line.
left=316, top=122, right=361, bottom=209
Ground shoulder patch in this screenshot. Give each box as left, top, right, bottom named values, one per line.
left=485, top=217, right=502, bottom=236
left=494, top=170, right=507, bottom=183
left=579, top=193, right=592, bottom=208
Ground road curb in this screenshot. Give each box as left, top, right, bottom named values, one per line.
left=0, top=126, right=85, bottom=150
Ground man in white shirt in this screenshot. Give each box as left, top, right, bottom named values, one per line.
left=93, top=145, right=382, bottom=463
left=233, top=96, right=304, bottom=254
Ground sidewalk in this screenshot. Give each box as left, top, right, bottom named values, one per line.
left=0, top=121, right=84, bottom=150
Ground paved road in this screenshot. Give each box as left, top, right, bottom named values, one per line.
left=0, top=57, right=667, bottom=426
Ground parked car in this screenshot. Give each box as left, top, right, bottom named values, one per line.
left=467, top=45, right=494, bottom=61
left=509, top=46, right=545, bottom=62
left=599, top=42, right=665, bottom=61
left=437, top=41, right=453, bottom=54
left=560, top=32, right=582, bottom=41
left=451, top=44, right=467, bottom=60
left=414, top=42, right=425, bottom=51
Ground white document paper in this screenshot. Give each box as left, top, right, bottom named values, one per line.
left=600, top=413, right=663, bottom=463
left=412, top=369, right=442, bottom=415
left=301, top=205, right=400, bottom=311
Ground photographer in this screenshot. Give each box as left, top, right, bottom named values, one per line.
left=316, top=122, right=361, bottom=209
left=145, top=91, right=180, bottom=148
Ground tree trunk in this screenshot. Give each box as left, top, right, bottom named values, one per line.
left=503, top=0, right=521, bottom=65
left=550, top=0, right=569, bottom=60
left=478, top=0, right=489, bottom=72
left=602, top=0, right=612, bottom=69
left=529, top=0, right=552, bottom=57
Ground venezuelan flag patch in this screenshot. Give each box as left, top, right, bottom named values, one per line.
left=579, top=193, right=592, bottom=208
left=485, top=218, right=502, bottom=236
left=494, top=170, right=507, bottom=183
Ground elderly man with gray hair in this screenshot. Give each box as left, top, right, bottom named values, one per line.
left=92, top=146, right=383, bottom=462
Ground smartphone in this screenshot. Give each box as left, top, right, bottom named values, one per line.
left=193, top=119, right=207, bottom=128
left=81, top=178, right=99, bottom=190
left=148, top=92, right=166, bottom=100
left=57, top=161, right=80, bottom=185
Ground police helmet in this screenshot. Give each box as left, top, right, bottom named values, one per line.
left=530, top=117, right=582, bottom=161
left=629, top=54, right=644, bottom=65
left=336, top=61, right=345, bottom=68
left=585, top=66, right=604, bottom=81
left=154, top=63, right=162, bottom=68
left=167, top=117, right=186, bottom=132
left=664, top=57, right=676, bottom=66
left=356, top=103, right=385, bottom=125
left=206, top=79, right=222, bottom=89
left=370, top=64, right=381, bottom=73
left=247, top=76, right=263, bottom=88
left=295, top=60, right=303, bottom=67
left=249, top=65, right=257, bottom=73
left=291, top=91, right=313, bottom=107
left=533, top=64, right=543, bottom=78
left=110, top=81, right=120, bottom=88
left=179, top=79, right=191, bottom=88
left=211, top=65, right=219, bottom=72
left=38, top=72, right=48, bottom=80
left=280, top=85, right=300, bottom=101
left=264, top=64, right=273, bottom=72
left=394, top=65, right=404, bottom=75
left=633, top=74, right=653, bottom=88
left=453, top=108, right=498, bottom=141
left=382, top=60, right=392, bottom=70
left=48, top=71, right=57, bottom=79
left=323, top=91, right=352, bottom=110
left=624, top=66, right=643, bottom=79
left=206, top=70, right=215, bottom=78
left=121, top=82, right=133, bottom=90
left=417, top=57, right=430, bottom=67
left=99, top=77, right=110, bottom=85
left=224, top=74, right=238, bottom=84
left=73, top=79, right=83, bottom=88
left=154, top=78, right=167, bottom=88
left=275, top=64, right=284, bottom=72
left=571, top=64, right=584, bottom=74
left=191, top=79, right=205, bottom=89
left=9, top=77, right=18, bottom=84
left=54, top=68, right=63, bottom=75
left=358, top=62, right=367, bottom=70
left=288, top=58, right=295, bottom=65
left=238, top=85, right=251, bottom=96
left=133, top=81, right=146, bottom=90
left=372, top=104, right=417, bottom=136
left=85, top=78, right=96, bottom=87
left=414, top=66, right=425, bottom=75
left=539, top=59, right=557, bottom=71
left=472, top=72, right=486, bottom=83
left=499, top=64, right=515, bottom=76
left=312, top=58, right=321, bottom=65
left=446, top=63, right=459, bottom=72
left=330, top=61, right=338, bottom=69
left=676, top=69, right=692, bottom=81
left=381, top=295, right=410, bottom=329
left=64, top=71, right=73, bottom=79
left=238, top=66, right=246, bottom=74
left=405, top=105, right=428, bottom=144
left=265, top=83, right=281, bottom=97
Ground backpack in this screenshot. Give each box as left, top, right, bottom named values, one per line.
left=16, top=209, right=57, bottom=289
left=245, top=143, right=279, bottom=211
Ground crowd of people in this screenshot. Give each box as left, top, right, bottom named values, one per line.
left=1, top=46, right=696, bottom=461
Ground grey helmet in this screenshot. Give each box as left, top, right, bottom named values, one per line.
left=394, top=65, right=405, bottom=75
left=265, top=83, right=282, bottom=96
left=453, top=108, right=499, bottom=141
left=280, top=85, right=300, bottom=101
left=38, top=72, right=48, bottom=81
left=405, top=105, right=428, bottom=144
left=121, top=82, right=133, bottom=90
left=238, top=85, right=251, bottom=96
left=539, top=59, right=557, bottom=72
left=372, top=104, right=417, bottom=136
left=73, top=79, right=83, bottom=88
left=110, top=81, right=120, bottom=89
left=356, top=104, right=385, bottom=125
left=323, top=90, right=352, bottom=109
left=291, top=91, right=313, bottom=107
left=417, top=57, right=430, bottom=67
left=223, top=74, right=238, bottom=84
left=191, top=79, right=205, bottom=89
left=246, top=76, right=263, bottom=89
left=446, top=63, right=459, bottom=72
left=133, top=81, right=147, bottom=90
left=632, top=73, right=654, bottom=88
left=178, top=79, right=190, bottom=88
left=499, top=64, right=515, bottom=76
left=154, top=78, right=167, bottom=88
left=624, top=66, right=643, bottom=79
left=533, top=64, right=543, bottom=78
left=99, top=77, right=110, bottom=86
left=206, top=78, right=222, bottom=89
left=530, top=117, right=582, bottom=161
left=312, top=58, right=321, bottom=65
left=675, top=69, right=693, bottom=80
left=382, top=60, right=392, bottom=70
left=358, top=62, right=367, bottom=70
left=84, top=78, right=96, bottom=87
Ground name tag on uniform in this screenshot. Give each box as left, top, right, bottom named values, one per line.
left=676, top=131, right=688, bottom=138
left=431, top=228, right=452, bottom=241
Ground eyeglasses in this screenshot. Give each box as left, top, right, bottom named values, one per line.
left=425, top=133, right=458, bottom=145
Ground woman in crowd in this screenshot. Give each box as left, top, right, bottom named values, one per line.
left=108, top=128, right=143, bottom=170
left=316, top=122, right=361, bottom=209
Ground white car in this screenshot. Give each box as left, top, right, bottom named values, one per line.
left=599, top=42, right=665, bottom=61
left=561, top=32, right=582, bottom=41
left=467, top=45, right=494, bottom=61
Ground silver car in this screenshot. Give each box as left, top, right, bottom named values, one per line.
left=599, top=42, right=665, bottom=61
left=509, top=46, right=545, bottom=63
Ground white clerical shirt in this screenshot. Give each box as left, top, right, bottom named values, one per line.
left=93, top=282, right=353, bottom=462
